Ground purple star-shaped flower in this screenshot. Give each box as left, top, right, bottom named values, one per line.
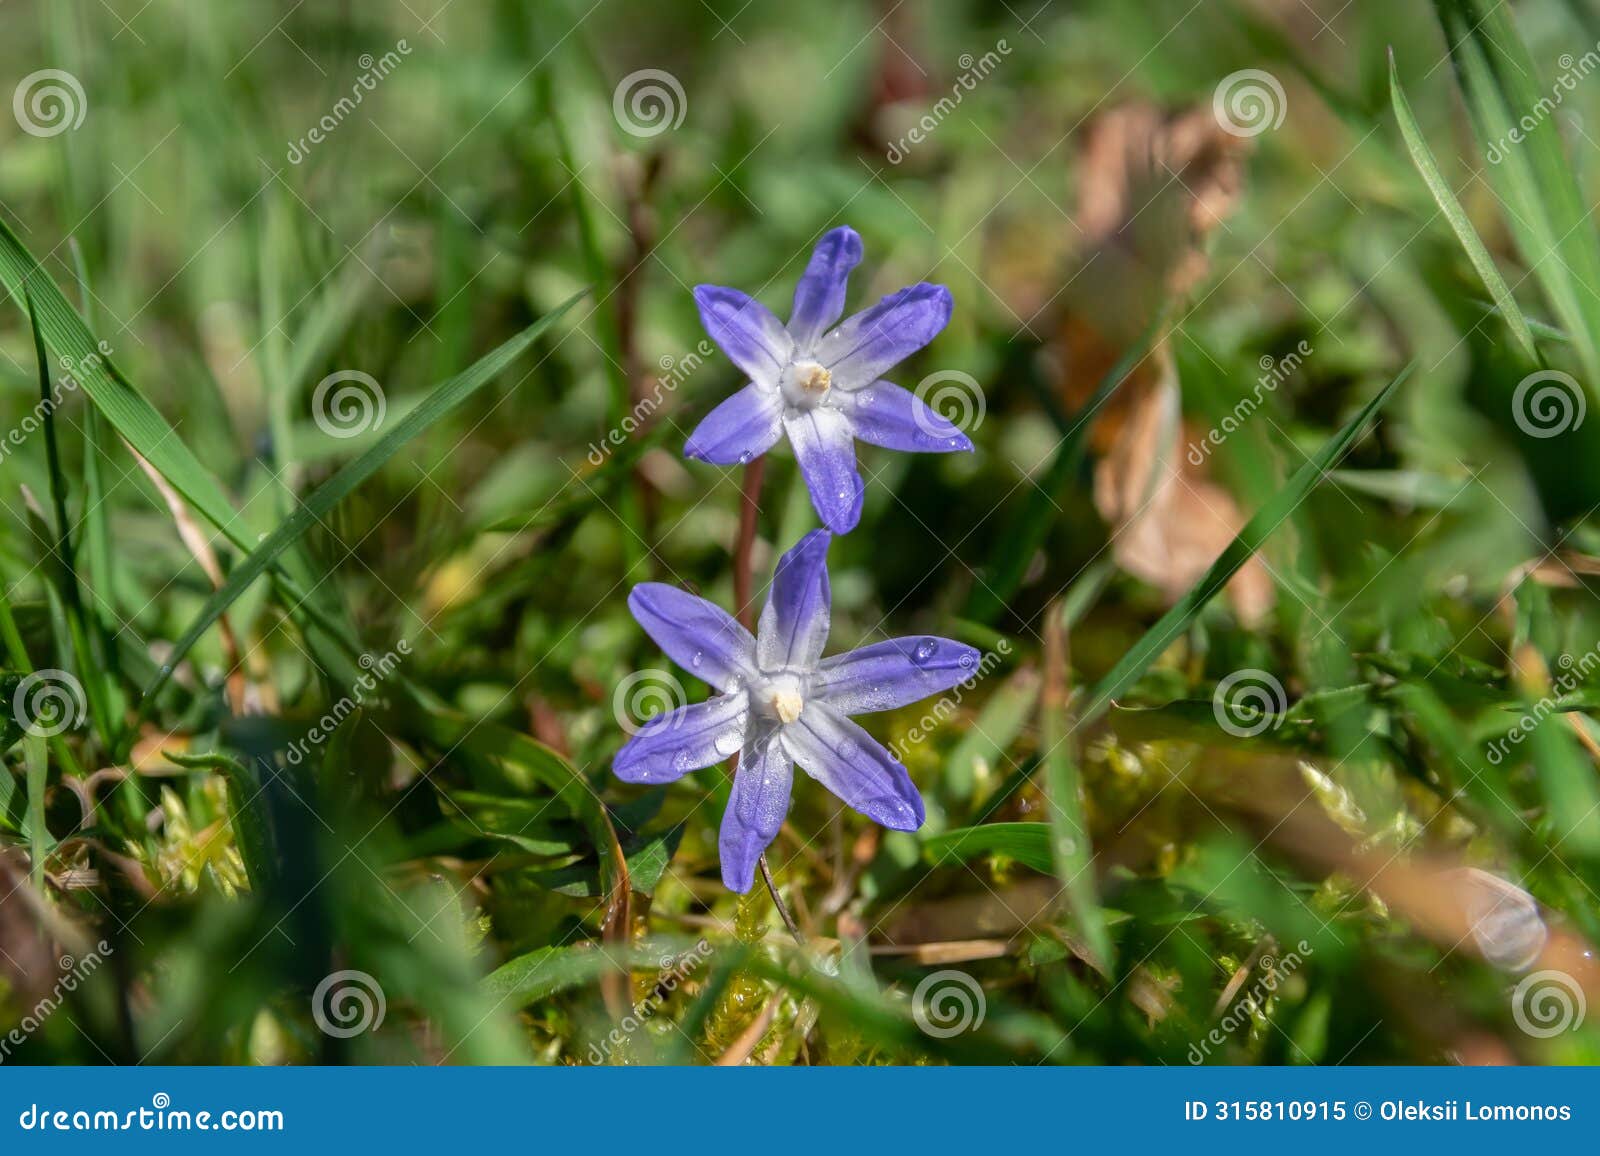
left=613, top=530, right=980, bottom=892
left=684, top=227, right=973, bottom=534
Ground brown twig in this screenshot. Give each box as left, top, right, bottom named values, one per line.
left=732, top=456, right=766, bottom=626
left=616, top=153, right=665, bottom=546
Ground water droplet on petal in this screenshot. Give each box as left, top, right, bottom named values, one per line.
left=691, top=650, right=704, bottom=669
left=737, top=449, right=753, bottom=464
left=912, top=640, right=938, bottom=665
left=714, top=730, right=741, bottom=756
left=671, top=749, right=692, bottom=772
left=838, top=736, right=860, bottom=759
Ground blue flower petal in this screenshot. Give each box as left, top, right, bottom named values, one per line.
left=815, top=283, right=953, bottom=390
left=784, top=407, right=863, bottom=533
left=811, top=636, right=983, bottom=715
left=784, top=703, right=924, bottom=831
left=627, top=584, right=757, bottom=693
left=757, top=530, right=832, bottom=672
left=836, top=380, right=973, bottom=454
left=614, top=693, right=750, bottom=784
left=684, top=382, right=784, bottom=464
left=719, top=723, right=793, bottom=892
left=693, top=285, right=793, bottom=390
left=789, top=227, right=863, bottom=352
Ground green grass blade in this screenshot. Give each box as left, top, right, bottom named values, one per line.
left=68, top=241, right=119, bottom=644
left=7, top=230, right=354, bottom=693
left=923, top=822, right=1052, bottom=873
left=1428, top=0, right=1600, bottom=385
left=139, top=292, right=584, bottom=710
left=1389, top=50, right=1539, bottom=364
left=1076, top=363, right=1413, bottom=727
left=0, top=219, right=247, bottom=544
left=24, top=288, right=117, bottom=751
left=23, top=732, right=48, bottom=889
left=1042, top=603, right=1111, bottom=973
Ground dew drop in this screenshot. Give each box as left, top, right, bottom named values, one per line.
left=737, top=449, right=753, bottom=464
left=912, top=639, right=938, bottom=665
left=671, top=748, right=692, bottom=772
left=838, top=736, right=860, bottom=759
left=691, top=650, right=705, bottom=669
left=714, top=730, right=741, bottom=756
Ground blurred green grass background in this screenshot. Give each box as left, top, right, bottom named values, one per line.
left=2, top=0, right=1600, bottom=1065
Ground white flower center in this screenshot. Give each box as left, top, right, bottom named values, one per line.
left=770, top=688, right=804, bottom=724
left=754, top=671, right=806, bottom=724
left=779, top=359, right=832, bottom=409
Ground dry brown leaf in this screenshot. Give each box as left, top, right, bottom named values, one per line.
left=1054, top=102, right=1271, bottom=625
